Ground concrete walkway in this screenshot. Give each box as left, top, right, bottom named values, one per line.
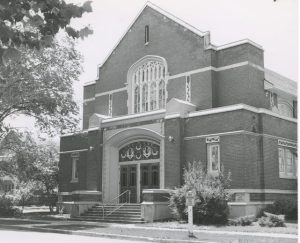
left=0, top=218, right=297, bottom=243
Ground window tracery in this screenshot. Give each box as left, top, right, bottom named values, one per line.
left=131, top=58, right=167, bottom=113
left=119, top=141, right=160, bottom=162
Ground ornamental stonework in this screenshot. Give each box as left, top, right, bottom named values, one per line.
left=119, top=141, right=160, bottom=162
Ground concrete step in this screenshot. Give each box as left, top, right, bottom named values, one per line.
left=80, top=215, right=142, bottom=220
left=72, top=217, right=144, bottom=224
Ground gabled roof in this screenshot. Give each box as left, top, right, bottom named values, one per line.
left=86, top=2, right=263, bottom=86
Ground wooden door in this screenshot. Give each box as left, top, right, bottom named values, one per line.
left=140, top=163, right=160, bottom=202
left=120, top=165, right=137, bottom=203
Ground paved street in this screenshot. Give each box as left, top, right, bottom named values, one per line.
left=0, top=218, right=297, bottom=243
left=0, top=229, right=148, bottom=243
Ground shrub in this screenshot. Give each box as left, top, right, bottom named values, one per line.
left=228, top=215, right=255, bottom=226
left=169, top=161, right=231, bottom=225
left=258, top=212, right=286, bottom=227
left=0, top=194, right=22, bottom=217
left=258, top=199, right=297, bottom=220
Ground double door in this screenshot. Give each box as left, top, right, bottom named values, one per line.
left=120, top=163, right=159, bottom=203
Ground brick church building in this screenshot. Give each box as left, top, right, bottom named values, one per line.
left=58, top=3, right=297, bottom=222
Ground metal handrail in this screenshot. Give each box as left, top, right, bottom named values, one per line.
left=102, top=190, right=131, bottom=219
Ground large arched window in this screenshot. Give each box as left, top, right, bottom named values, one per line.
left=128, top=56, right=167, bottom=114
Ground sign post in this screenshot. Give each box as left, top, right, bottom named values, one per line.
left=186, top=191, right=195, bottom=237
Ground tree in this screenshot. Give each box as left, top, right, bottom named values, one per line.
left=33, top=141, right=59, bottom=213
left=0, top=0, right=93, bottom=64
left=1, top=131, right=60, bottom=212
left=13, top=180, right=37, bottom=210
left=0, top=35, right=82, bottom=135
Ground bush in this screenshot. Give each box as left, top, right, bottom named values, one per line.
left=258, top=212, right=286, bottom=227
left=228, top=215, right=255, bottom=226
left=258, top=199, right=297, bottom=220
left=0, top=194, right=22, bottom=217
left=169, top=161, right=231, bottom=225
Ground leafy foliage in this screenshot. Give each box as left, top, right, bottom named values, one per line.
left=228, top=215, right=255, bottom=226
left=0, top=35, right=82, bottom=135
left=169, top=161, right=232, bottom=225
left=0, top=194, right=22, bottom=216
left=0, top=0, right=93, bottom=64
left=0, top=131, right=59, bottom=212
left=258, top=212, right=286, bottom=227
left=257, top=199, right=297, bottom=220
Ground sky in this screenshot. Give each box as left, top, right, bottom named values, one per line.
left=10, top=0, right=298, bottom=134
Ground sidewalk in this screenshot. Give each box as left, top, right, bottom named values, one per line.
left=0, top=217, right=297, bottom=243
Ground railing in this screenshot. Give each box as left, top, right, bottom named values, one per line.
left=102, top=190, right=131, bottom=219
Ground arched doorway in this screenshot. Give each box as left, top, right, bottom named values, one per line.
left=119, top=140, right=160, bottom=203
left=102, top=127, right=164, bottom=203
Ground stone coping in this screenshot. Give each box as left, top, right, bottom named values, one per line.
left=58, top=191, right=102, bottom=195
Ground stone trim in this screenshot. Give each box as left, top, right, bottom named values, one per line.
left=187, top=103, right=297, bottom=123
left=207, top=39, right=263, bottom=51
left=228, top=201, right=273, bottom=206
left=59, top=149, right=88, bottom=154
left=95, top=87, right=127, bottom=98
left=58, top=191, right=102, bottom=195
left=184, top=130, right=297, bottom=143
left=278, top=139, right=297, bottom=149
left=83, top=97, right=95, bottom=103
left=228, top=189, right=297, bottom=194
left=142, top=189, right=172, bottom=194
left=59, top=201, right=99, bottom=205
left=141, top=201, right=169, bottom=205
left=168, top=61, right=262, bottom=80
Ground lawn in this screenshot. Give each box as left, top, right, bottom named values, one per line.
left=143, top=220, right=298, bottom=235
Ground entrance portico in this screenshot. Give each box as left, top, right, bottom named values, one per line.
left=102, top=124, right=165, bottom=203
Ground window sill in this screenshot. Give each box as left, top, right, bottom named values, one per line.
left=70, top=179, right=79, bottom=183
left=279, top=174, right=297, bottom=180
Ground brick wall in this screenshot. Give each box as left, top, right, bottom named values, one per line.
left=184, top=134, right=263, bottom=189
left=215, top=66, right=268, bottom=109
left=112, top=91, right=128, bottom=116
left=86, top=130, right=103, bottom=191
left=58, top=151, right=87, bottom=192
left=185, top=110, right=260, bottom=137
left=191, top=71, right=212, bottom=110
left=164, top=117, right=184, bottom=188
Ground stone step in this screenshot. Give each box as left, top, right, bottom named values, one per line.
left=73, top=217, right=144, bottom=224
left=80, top=214, right=142, bottom=220
left=84, top=211, right=141, bottom=216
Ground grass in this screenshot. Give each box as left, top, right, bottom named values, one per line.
left=143, top=219, right=298, bottom=235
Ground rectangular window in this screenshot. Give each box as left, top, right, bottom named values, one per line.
left=186, top=75, right=191, bottom=102
left=71, top=158, right=79, bottom=182
left=145, top=25, right=149, bottom=44
left=207, top=144, right=220, bottom=173
left=278, top=147, right=297, bottom=179
left=108, top=94, right=112, bottom=116
left=293, top=100, right=297, bottom=118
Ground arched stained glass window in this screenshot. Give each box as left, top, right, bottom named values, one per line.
left=134, top=86, right=140, bottom=113
left=130, top=57, right=167, bottom=113
left=150, top=82, right=157, bottom=110
left=142, top=84, right=148, bottom=112
left=159, top=80, right=165, bottom=109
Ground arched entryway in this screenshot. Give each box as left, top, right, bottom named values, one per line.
left=102, top=127, right=164, bottom=203
left=119, top=140, right=160, bottom=203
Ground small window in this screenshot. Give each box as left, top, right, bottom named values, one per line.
left=186, top=75, right=191, bottom=102
left=145, top=25, right=149, bottom=44
left=278, top=147, right=297, bottom=179
left=108, top=94, right=112, bottom=116
left=293, top=100, right=297, bottom=118
left=207, top=144, right=220, bottom=173
left=71, top=158, right=79, bottom=182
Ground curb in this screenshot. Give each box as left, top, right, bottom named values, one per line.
left=0, top=224, right=217, bottom=243
left=0, top=218, right=297, bottom=241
